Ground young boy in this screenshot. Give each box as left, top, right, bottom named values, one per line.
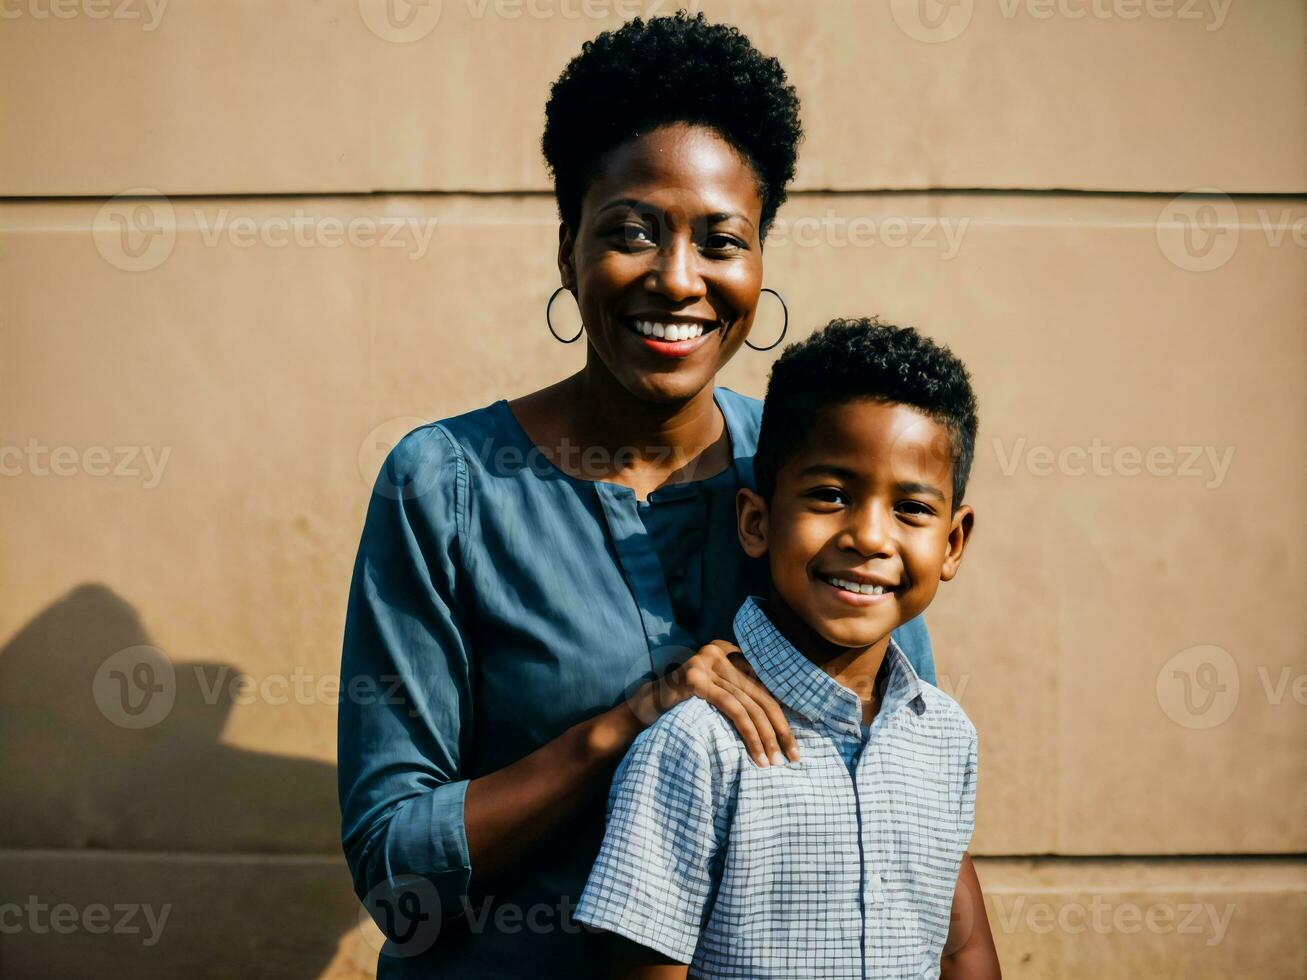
left=575, top=319, right=999, bottom=979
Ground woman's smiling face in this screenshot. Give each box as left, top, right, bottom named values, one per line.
left=560, top=123, right=766, bottom=405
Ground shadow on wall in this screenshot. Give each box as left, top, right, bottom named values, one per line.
left=0, top=584, right=368, bottom=980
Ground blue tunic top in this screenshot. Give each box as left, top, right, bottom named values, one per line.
left=338, top=386, right=935, bottom=979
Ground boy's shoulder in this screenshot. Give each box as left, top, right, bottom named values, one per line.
left=638, top=695, right=745, bottom=754
left=620, top=696, right=748, bottom=784
left=910, top=678, right=978, bottom=744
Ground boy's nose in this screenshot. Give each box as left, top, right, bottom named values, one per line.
left=842, top=510, right=893, bottom=558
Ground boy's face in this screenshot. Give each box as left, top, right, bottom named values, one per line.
left=738, top=398, right=975, bottom=653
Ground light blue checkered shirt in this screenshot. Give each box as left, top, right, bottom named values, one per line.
left=576, top=596, right=977, bottom=979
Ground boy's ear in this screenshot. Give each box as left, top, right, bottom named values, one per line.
left=736, top=487, right=769, bottom=558
left=939, top=504, right=975, bottom=582
left=557, top=222, right=576, bottom=290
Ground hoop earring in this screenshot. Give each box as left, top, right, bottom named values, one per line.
left=546, top=286, right=584, bottom=344
left=745, top=287, right=788, bottom=351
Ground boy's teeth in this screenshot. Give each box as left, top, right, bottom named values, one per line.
left=635, top=320, right=705, bottom=341
left=828, top=576, right=887, bottom=596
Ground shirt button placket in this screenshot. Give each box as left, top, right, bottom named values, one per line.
left=864, top=870, right=885, bottom=906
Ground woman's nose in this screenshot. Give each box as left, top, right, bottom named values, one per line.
left=645, top=235, right=707, bottom=303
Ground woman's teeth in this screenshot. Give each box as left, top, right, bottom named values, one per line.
left=633, top=320, right=706, bottom=341
left=827, top=576, right=890, bottom=596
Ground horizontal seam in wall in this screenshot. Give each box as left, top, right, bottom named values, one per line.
left=2, top=189, right=1305, bottom=205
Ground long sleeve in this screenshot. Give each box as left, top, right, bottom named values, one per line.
left=338, top=423, right=475, bottom=928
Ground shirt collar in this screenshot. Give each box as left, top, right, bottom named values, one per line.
left=732, top=596, right=926, bottom=740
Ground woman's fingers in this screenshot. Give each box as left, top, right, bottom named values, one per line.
left=727, top=651, right=756, bottom=678
left=675, top=641, right=797, bottom=766
left=694, top=684, right=768, bottom=767
left=711, top=684, right=778, bottom=768
left=652, top=641, right=803, bottom=766
left=677, top=647, right=766, bottom=765
left=733, top=676, right=800, bottom=764
left=720, top=679, right=781, bottom=766
left=722, top=650, right=799, bottom=762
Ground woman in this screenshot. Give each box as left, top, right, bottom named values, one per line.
left=339, top=13, right=961, bottom=978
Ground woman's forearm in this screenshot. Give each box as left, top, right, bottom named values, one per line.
left=463, top=701, right=643, bottom=878
left=464, top=635, right=798, bottom=881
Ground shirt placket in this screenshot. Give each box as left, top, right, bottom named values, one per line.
left=855, top=703, right=909, bottom=977
left=594, top=482, right=698, bottom=675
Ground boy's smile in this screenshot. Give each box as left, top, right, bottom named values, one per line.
left=738, top=398, right=974, bottom=663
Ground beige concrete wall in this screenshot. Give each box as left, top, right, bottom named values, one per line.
left=1, top=2, right=1304, bottom=977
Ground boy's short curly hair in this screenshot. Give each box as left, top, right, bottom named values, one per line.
left=754, top=318, right=980, bottom=507
left=542, top=11, right=803, bottom=238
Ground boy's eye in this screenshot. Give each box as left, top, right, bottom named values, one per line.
left=896, top=500, right=936, bottom=519
left=807, top=487, right=847, bottom=506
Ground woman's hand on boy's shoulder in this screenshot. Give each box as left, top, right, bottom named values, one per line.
left=623, top=639, right=799, bottom=769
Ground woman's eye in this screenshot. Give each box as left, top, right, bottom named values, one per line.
left=614, top=224, right=655, bottom=248
left=703, top=234, right=744, bottom=253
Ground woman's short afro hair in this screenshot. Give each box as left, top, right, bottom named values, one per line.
left=542, top=11, right=803, bottom=238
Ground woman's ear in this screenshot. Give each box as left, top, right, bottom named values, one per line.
left=939, top=504, right=975, bottom=582
left=737, top=487, right=770, bottom=559
left=557, top=222, right=576, bottom=290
